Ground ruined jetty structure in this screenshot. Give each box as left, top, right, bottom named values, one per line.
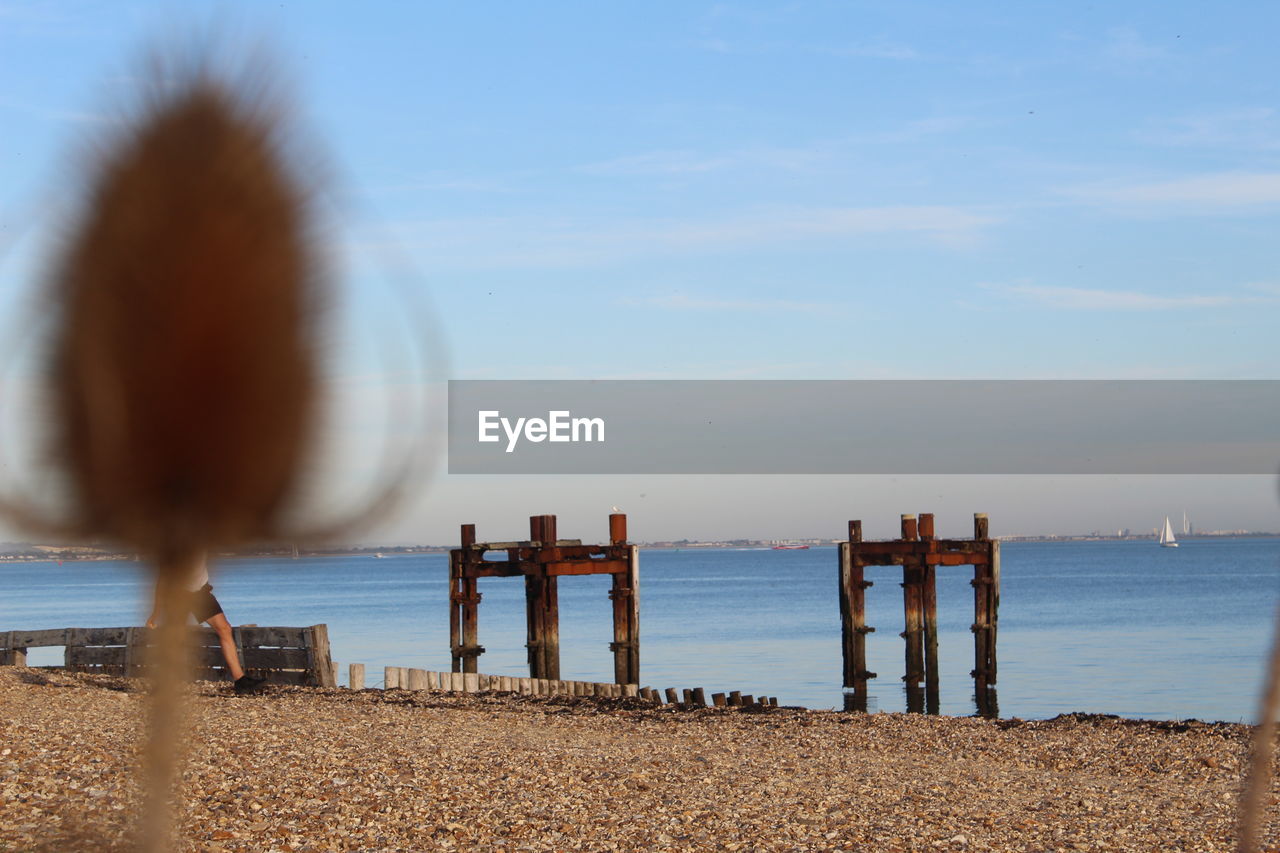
left=839, top=513, right=999, bottom=714
left=449, top=513, right=640, bottom=685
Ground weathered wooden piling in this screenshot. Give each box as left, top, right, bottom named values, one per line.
left=920, top=512, right=941, bottom=713
left=971, top=513, right=1000, bottom=689
left=450, top=524, right=483, bottom=674
left=838, top=520, right=876, bottom=710
left=607, top=513, right=641, bottom=685
left=349, top=663, right=365, bottom=691
left=526, top=515, right=560, bottom=679
left=900, top=514, right=925, bottom=688
left=449, top=513, right=640, bottom=684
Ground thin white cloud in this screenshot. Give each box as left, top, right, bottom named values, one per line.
left=661, top=205, right=995, bottom=247
left=1140, top=108, right=1280, bottom=151
left=693, top=37, right=733, bottom=54
left=824, top=40, right=921, bottom=61
left=623, top=292, right=837, bottom=314
left=0, top=94, right=110, bottom=126
left=577, top=150, right=736, bottom=176
left=1103, top=27, right=1167, bottom=63
left=1065, top=172, right=1280, bottom=210
left=360, top=204, right=998, bottom=270
left=989, top=282, right=1275, bottom=310
left=578, top=119, right=969, bottom=177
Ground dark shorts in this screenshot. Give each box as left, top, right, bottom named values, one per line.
left=186, top=584, right=224, bottom=624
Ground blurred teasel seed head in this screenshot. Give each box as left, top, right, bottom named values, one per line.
left=46, top=65, right=324, bottom=569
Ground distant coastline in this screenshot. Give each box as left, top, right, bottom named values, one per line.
left=1, top=530, right=1275, bottom=562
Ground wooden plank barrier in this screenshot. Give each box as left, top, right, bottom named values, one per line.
left=0, top=625, right=335, bottom=687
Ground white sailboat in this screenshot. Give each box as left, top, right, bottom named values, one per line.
left=1159, top=516, right=1179, bottom=548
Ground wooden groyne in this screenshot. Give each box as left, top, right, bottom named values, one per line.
left=0, top=625, right=336, bottom=687
left=0, top=633, right=781, bottom=709
left=839, top=512, right=999, bottom=713
left=367, top=666, right=779, bottom=708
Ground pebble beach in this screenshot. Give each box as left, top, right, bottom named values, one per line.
left=1, top=667, right=1277, bottom=852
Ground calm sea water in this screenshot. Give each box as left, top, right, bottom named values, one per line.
left=2, top=539, right=1277, bottom=722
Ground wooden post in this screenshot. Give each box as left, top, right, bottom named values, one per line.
left=461, top=525, right=481, bottom=674
left=900, top=515, right=924, bottom=687
left=449, top=525, right=466, bottom=672
left=609, top=517, right=640, bottom=685
left=525, top=515, right=560, bottom=680
left=972, top=566, right=988, bottom=684
left=923, top=560, right=940, bottom=710
left=988, top=538, right=1000, bottom=684
left=349, top=663, right=365, bottom=691
left=971, top=513, right=996, bottom=686
left=839, top=519, right=875, bottom=703
left=451, top=523, right=481, bottom=674
left=525, top=516, right=542, bottom=678
left=920, top=512, right=943, bottom=713
left=305, top=625, right=336, bottom=688
left=543, top=515, right=560, bottom=680
left=839, top=541, right=856, bottom=685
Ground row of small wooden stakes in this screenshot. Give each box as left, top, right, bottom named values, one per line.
left=345, top=664, right=779, bottom=709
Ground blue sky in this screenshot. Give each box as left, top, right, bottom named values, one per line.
left=1, top=2, right=1277, bottom=542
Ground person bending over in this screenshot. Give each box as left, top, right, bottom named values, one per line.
left=146, top=553, right=265, bottom=695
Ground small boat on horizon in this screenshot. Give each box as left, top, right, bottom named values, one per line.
left=772, top=544, right=810, bottom=550
left=1158, top=516, right=1179, bottom=548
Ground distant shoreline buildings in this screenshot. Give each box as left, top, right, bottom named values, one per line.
left=0, top=529, right=1276, bottom=561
